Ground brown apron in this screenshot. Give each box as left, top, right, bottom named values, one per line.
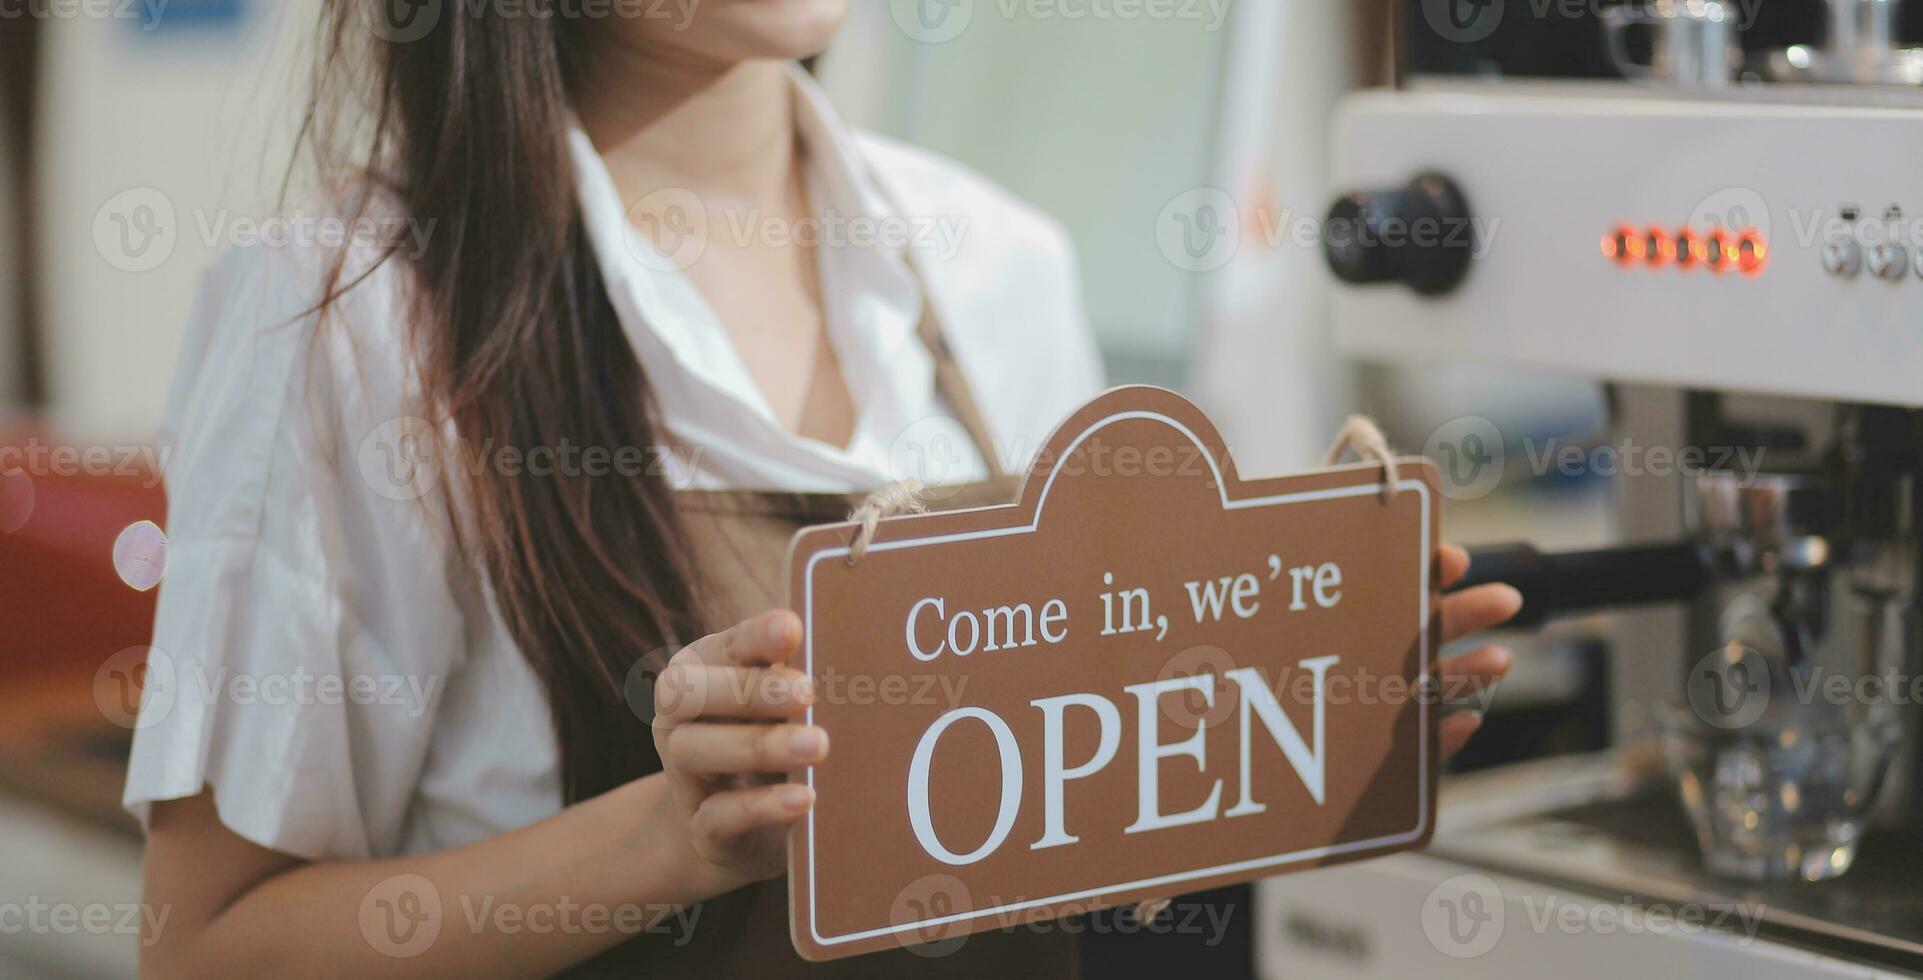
left=565, top=311, right=1082, bottom=978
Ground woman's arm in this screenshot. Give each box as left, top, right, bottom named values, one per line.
left=141, top=610, right=825, bottom=979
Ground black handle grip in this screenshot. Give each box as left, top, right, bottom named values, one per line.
left=1455, top=542, right=1711, bottom=627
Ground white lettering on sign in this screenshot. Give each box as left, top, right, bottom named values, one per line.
left=1124, top=674, right=1224, bottom=833
left=907, top=707, right=1025, bottom=866
left=902, top=658, right=1341, bottom=864
left=1029, top=693, right=1123, bottom=850
left=906, top=597, right=1072, bottom=661
left=1226, top=656, right=1339, bottom=811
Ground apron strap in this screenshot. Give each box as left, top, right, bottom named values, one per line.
left=914, top=287, right=1010, bottom=482
left=873, top=159, right=1010, bottom=484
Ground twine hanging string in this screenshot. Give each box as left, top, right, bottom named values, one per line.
left=1322, top=414, right=1403, bottom=501
left=846, top=479, right=928, bottom=565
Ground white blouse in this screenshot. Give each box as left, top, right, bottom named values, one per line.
left=121, top=64, right=1105, bottom=861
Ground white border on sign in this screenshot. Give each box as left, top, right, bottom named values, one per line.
left=800, top=409, right=1433, bottom=948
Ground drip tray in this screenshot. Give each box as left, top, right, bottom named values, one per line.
left=1432, top=753, right=1923, bottom=973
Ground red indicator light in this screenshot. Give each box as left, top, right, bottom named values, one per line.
left=1675, top=228, right=1703, bottom=270
left=1608, top=222, right=1761, bottom=276
left=1645, top=226, right=1676, bottom=267
left=1604, top=224, right=1637, bottom=265
left=1737, top=229, right=1768, bottom=275
left=1704, top=228, right=1733, bottom=273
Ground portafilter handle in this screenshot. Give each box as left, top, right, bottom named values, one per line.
left=1453, top=542, right=1713, bottom=628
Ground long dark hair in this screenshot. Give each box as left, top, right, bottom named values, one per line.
left=302, top=3, right=699, bottom=803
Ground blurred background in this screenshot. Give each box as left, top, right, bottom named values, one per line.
left=7, top=1, right=1923, bottom=977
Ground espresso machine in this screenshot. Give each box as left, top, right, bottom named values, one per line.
left=1257, top=1, right=1923, bottom=976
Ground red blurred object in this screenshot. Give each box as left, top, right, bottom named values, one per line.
left=1737, top=229, right=1769, bottom=276
left=1703, top=228, right=1735, bottom=273
left=1644, top=226, right=1676, bottom=267
left=1603, top=223, right=1637, bottom=264
left=0, top=423, right=165, bottom=681
left=1675, top=228, right=1704, bottom=270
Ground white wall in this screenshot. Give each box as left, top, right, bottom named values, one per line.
left=1188, top=0, right=1361, bottom=477
left=34, top=0, right=317, bottom=442
left=821, top=2, right=1234, bottom=378
left=823, top=3, right=1371, bottom=476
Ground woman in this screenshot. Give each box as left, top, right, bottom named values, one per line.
left=128, top=1, right=1522, bottom=976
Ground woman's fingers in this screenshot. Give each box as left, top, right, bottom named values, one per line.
left=683, top=610, right=805, bottom=668
left=1434, top=547, right=1517, bottom=761
left=1440, top=582, right=1523, bottom=644
left=1438, top=543, right=1471, bottom=590
left=1438, top=710, right=1485, bottom=760
left=654, top=664, right=816, bottom=725
left=1437, top=646, right=1511, bottom=761
left=1438, top=644, right=1514, bottom=704
left=661, top=722, right=831, bottom=776
left=688, top=782, right=816, bottom=853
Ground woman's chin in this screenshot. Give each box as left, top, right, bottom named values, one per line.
left=667, top=0, right=850, bottom=62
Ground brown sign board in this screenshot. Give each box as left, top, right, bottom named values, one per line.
left=785, top=386, right=1440, bottom=962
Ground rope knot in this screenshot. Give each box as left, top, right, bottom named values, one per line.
left=1322, top=415, right=1402, bottom=501
left=847, top=480, right=928, bottom=565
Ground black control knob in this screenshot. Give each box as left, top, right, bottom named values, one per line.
left=1323, top=173, right=1475, bottom=297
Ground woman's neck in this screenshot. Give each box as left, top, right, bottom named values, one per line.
left=575, top=49, right=797, bottom=206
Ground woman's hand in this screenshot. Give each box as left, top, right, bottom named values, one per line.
left=1436, top=543, right=1523, bottom=758
left=651, top=609, right=827, bottom=897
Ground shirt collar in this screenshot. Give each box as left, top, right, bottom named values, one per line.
left=786, top=61, right=900, bottom=229
left=565, top=62, right=943, bottom=491
left=569, top=62, right=905, bottom=299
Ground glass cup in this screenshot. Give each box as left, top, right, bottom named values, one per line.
left=1659, top=699, right=1901, bottom=882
